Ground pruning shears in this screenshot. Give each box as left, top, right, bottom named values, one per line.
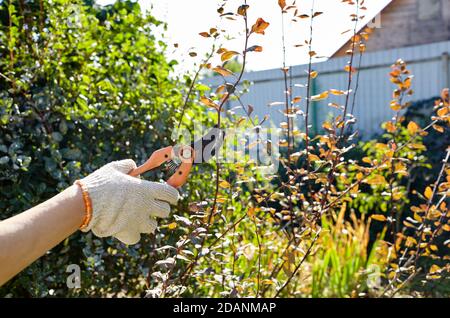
left=129, top=127, right=224, bottom=188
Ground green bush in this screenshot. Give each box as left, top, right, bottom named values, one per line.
left=0, top=0, right=194, bottom=297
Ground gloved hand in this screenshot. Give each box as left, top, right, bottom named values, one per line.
left=77, top=159, right=179, bottom=245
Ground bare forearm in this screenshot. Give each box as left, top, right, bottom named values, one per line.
left=0, top=185, right=85, bottom=285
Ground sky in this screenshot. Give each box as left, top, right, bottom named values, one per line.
left=96, top=0, right=392, bottom=73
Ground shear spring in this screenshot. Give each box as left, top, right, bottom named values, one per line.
left=165, top=160, right=180, bottom=177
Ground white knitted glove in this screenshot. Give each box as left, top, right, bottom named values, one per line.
left=78, top=159, right=179, bottom=245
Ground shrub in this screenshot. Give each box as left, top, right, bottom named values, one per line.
left=0, top=0, right=195, bottom=297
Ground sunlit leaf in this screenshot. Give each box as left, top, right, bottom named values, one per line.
left=432, top=125, right=444, bottom=133
left=292, top=96, right=302, bottom=103
left=167, top=222, right=177, bottom=230
left=371, top=214, right=387, bottom=222
left=213, top=66, right=234, bottom=77
left=365, top=175, right=387, bottom=186
left=385, top=121, right=397, bottom=133
left=330, top=89, right=346, bottom=96
left=311, top=91, right=329, bottom=101
left=251, top=18, right=270, bottom=35
left=219, top=180, right=231, bottom=188
left=429, top=264, right=441, bottom=274
left=407, top=121, right=420, bottom=135
left=200, top=96, right=219, bottom=110
left=424, top=186, right=433, bottom=200
left=221, top=50, right=240, bottom=62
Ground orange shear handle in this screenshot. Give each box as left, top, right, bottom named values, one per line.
left=128, top=146, right=194, bottom=188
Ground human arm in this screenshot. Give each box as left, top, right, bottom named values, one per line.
left=0, top=185, right=85, bottom=286
left=0, top=159, right=179, bottom=286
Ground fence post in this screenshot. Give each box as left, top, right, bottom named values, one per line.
left=442, top=52, right=449, bottom=89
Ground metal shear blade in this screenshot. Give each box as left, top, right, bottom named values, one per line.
left=191, top=126, right=224, bottom=164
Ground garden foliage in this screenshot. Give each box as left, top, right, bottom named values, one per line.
left=0, top=0, right=449, bottom=298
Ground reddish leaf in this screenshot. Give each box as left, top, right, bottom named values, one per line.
left=251, top=18, right=270, bottom=35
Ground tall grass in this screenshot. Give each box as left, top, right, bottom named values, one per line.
left=309, top=206, right=387, bottom=298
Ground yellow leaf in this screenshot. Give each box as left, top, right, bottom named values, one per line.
left=371, top=214, right=387, bottom=222
left=310, top=71, right=318, bottom=79
left=308, top=154, right=320, bottom=161
left=394, top=162, right=408, bottom=175
left=217, top=48, right=227, bottom=54
left=403, top=221, right=416, bottom=229
left=413, top=212, right=423, bottom=223
left=311, top=91, right=329, bottom=102
left=385, top=121, right=397, bottom=133
left=219, top=180, right=231, bottom=189
left=328, top=102, right=341, bottom=109
left=251, top=18, right=270, bottom=35
left=247, top=206, right=256, bottom=219
left=167, top=222, right=177, bottom=230
left=365, top=175, right=387, bottom=186
left=437, top=107, right=448, bottom=117
left=429, top=264, right=441, bottom=274
left=390, top=101, right=402, bottom=111
left=407, top=121, right=420, bottom=135
left=375, top=143, right=388, bottom=151
left=405, top=236, right=418, bottom=247
left=344, top=65, right=356, bottom=73
left=292, top=96, right=302, bottom=103
left=322, top=121, right=333, bottom=131
left=330, top=89, right=346, bottom=96
left=262, top=279, right=274, bottom=285
left=432, top=125, right=444, bottom=133
left=200, top=96, right=219, bottom=110
left=212, top=66, right=234, bottom=77
left=278, top=0, right=286, bottom=10
left=350, top=184, right=359, bottom=194
left=429, top=245, right=438, bottom=252
left=410, top=143, right=426, bottom=150
left=425, top=186, right=433, bottom=200
left=215, top=84, right=226, bottom=94
left=359, top=43, right=366, bottom=53
left=393, top=190, right=403, bottom=201
left=221, top=50, right=240, bottom=62
left=216, top=196, right=227, bottom=203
